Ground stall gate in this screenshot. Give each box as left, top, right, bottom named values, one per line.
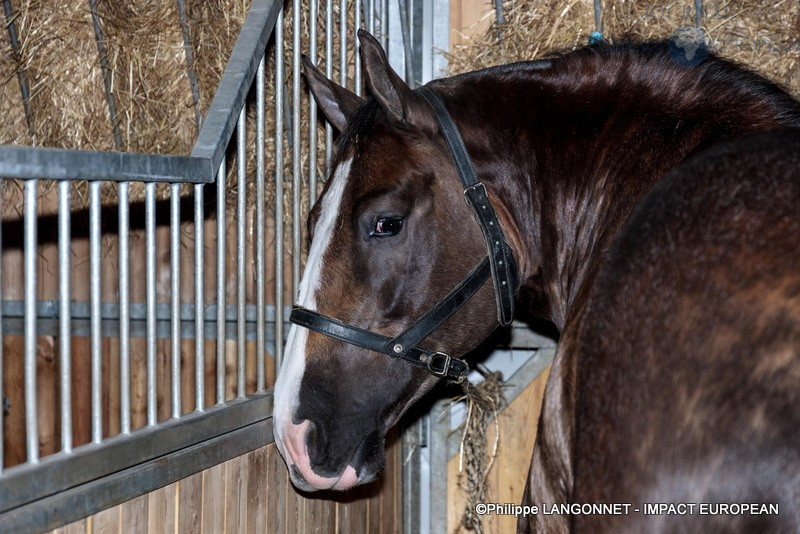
left=0, top=0, right=450, bottom=531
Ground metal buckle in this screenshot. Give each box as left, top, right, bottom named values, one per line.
left=463, top=181, right=485, bottom=200
left=427, top=352, right=452, bottom=377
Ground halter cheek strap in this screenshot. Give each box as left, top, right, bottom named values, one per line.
left=288, top=86, right=518, bottom=383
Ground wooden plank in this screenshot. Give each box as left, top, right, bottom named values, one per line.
left=91, top=505, right=119, bottom=534
left=446, top=366, right=551, bottom=533
left=265, top=444, right=287, bottom=534
left=147, top=483, right=177, bottom=534
left=2, top=337, right=26, bottom=468
left=177, top=472, right=203, bottom=534
left=120, top=494, right=148, bottom=534
left=51, top=517, right=88, bottom=534
left=245, top=445, right=269, bottom=534
left=200, top=460, right=226, bottom=533
left=224, top=453, right=248, bottom=534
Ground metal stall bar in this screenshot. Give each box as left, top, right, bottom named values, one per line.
left=118, top=183, right=131, bottom=435
left=0, top=146, right=212, bottom=183
left=24, top=179, right=38, bottom=463
left=146, top=182, right=157, bottom=426
left=355, top=0, right=362, bottom=95
left=325, top=0, right=334, bottom=174
left=89, top=182, right=102, bottom=443
left=194, top=184, right=205, bottom=412
left=170, top=183, right=182, bottom=417
left=191, top=0, right=282, bottom=169
left=255, top=57, right=266, bottom=391
left=58, top=180, right=72, bottom=452
left=340, top=0, right=347, bottom=87
left=309, top=0, right=318, bottom=204
left=0, top=190, right=3, bottom=471
left=368, top=0, right=375, bottom=34
left=274, top=7, right=286, bottom=371
left=236, top=108, right=247, bottom=398
left=292, top=0, right=302, bottom=298
left=216, top=160, right=227, bottom=405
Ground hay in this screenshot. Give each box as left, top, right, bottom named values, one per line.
left=454, top=370, right=507, bottom=534
left=448, top=0, right=800, bottom=99
left=0, top=0, right=363, bottom=239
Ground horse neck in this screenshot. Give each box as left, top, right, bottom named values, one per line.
left=441, top=56, right=800, bottom=330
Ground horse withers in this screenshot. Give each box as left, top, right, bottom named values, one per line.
left=272, top=30, right=800, bottom=531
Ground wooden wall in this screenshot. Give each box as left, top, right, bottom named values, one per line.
left=47, top=437, right=402, bottom=534
left=447, top=366, right=551, bottom=534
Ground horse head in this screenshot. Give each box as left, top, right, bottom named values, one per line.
left=272, top=31, right=511, bottom=491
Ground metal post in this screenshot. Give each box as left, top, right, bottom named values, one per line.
left=145, top=182, right=157, bottom=426
left=216, top=161, right=226, bottom=404
left=309, top=0, right=319, bottom=204
left=275, top=9, right=286, bottom=371
left=194, top=184, right=205, bottom=412
left=256, top=57, right=266, bottom=392
left=89, top=181, right=102, bottom=443
left=236, top=108, right=246, bottom=398
left=340, top=0, right=347, bottom=88
left=354, top=0, right=362, bottom=96
left=292, top=0, right=302, bottom=299
left=593, top=0, right=602, bottom=33
left=325, top=0, right=334, bottom=175
left=58, top=180, right=73, bottom=452
left=118, top=182, right=131, bottom=435
left=170, top=183, right=181, bottom=417
left=24, top=179, right=38, bottom=463
left=0, top=187, right=3, bottom=470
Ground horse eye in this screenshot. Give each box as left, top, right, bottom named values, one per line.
left=371, top=217, right=404, bottom=237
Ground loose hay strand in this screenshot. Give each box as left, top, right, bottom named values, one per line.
left=456, top=371, right=507, bottom=534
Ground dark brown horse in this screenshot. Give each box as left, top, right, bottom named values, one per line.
left=272, top=31, right=800, bottom=531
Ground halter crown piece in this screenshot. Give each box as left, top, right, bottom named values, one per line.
left=289, top=86, right=517, bottom=383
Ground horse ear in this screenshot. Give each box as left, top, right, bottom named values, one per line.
left=358, top=29, right=429, bottom=129
left=302, top=55, right=365, bottom=132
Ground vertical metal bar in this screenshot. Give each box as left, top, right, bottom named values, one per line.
left=593, top=0, right=601, bottom=33
left=58, top=180, right=72, bottom=453
left=255, top=57, right=266, bottom=392
left=194, top=183, right=205, bottom=412
left=118, top=182, right=131, bottom=435
left=339, top=0, right=347, bottom=88
left=89, top=181, right=102, bottom=443
left=368, top=0, right=375, bottom=34
left=0, top=188, right=3, bottom=470
left=215, top=161, right=226, bottom=405
left=398, top=0, right=415, bottom=86
left=275, top=9, right=285, bottom=372
left=325, top=0, right=334, bottom=175
left=380, top=0, right=388, bottom=50
left=236, top=108, right=246, bottom=398
left=354, top=0, right=362, bottom=96
left=170, top=183, right=181, bottom=418
left=309, top=0, right=318, bottom=204
left=145, top=182, right=157, bottom=426
left=292, top=0, right=302, bottom=299
left=24, top=179, right=38, bottom=463
left=695, top=0, right=703, bottom=27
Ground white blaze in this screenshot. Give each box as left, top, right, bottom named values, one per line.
left=273, top=157, right=352, bottom=451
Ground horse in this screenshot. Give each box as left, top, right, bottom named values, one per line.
left=272, top=30, right=800, bottom=531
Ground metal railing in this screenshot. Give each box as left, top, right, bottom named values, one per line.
left=0, top=0, right=448, bottom=530
left=0, top=0, right=281, bottom=529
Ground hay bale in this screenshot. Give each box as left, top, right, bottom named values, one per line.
left=449, top=0, right=800, bottom=99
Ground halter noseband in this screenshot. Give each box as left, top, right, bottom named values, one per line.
left=289, top=86, right=517, bottom=383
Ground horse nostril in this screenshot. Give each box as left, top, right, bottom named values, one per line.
left=305, top=420, right=322, bottom=452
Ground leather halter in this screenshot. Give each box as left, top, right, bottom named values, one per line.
left=289, top=86, right=517, bottom=383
